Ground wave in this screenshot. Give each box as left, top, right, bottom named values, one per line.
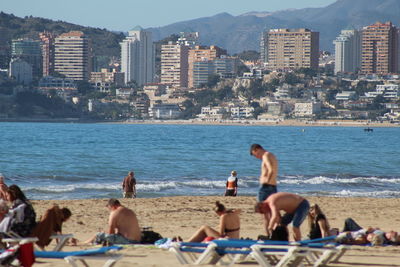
left=279, top=175, right=400, bottom=185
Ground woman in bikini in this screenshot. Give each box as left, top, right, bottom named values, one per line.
left=308, top=203, right=330, bottom=239
left=188, top=201, right=240, bottom=242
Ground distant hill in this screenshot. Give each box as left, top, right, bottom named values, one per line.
left=0, top=12, right=125, bottom=68
left=147, top=0, right=400, bottom=53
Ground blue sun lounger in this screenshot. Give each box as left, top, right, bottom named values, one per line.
left=171, top=236, right=347, bottom=266
left=34, top=246, right=123, bottom=267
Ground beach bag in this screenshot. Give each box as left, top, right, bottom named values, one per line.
left=141, top=230, right=163, bottom=244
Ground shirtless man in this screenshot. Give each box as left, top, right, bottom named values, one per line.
left=85, top=198, right=141, bottom=245
left=250, top=144, right=278, bottom=202
left=255, top=192, right=310, bottom=241
left=122, top=171, right=136, bottom=198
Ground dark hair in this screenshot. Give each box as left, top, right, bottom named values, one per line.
left=8, top=184, right=28, bottom=202
left=250, top=144, right=263, bottom=155
left=214, top=201, right=226, bottom=213
left=61, top=208, right=72, bottom=220
left=270, top=225, right=289, bottom=241
left=107, top=198, right=121, bottom=207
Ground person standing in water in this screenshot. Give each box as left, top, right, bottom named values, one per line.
left=225, top=170, right=238, bottom=196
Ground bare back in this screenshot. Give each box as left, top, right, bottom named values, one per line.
left=260, top=152, right=278, bottom=185
left=219, top=210, right=240, bottom=239
left=267, top=192, right=304, bottom=214
left=109, top=206, right=141, bottom=241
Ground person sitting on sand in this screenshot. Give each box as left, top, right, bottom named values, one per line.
left=225, top=171, right=238, bottom=197
left=308, top=203, right=330, bottom=239
left=6, top=185, right=36, bottom=237
left=255, top=192, right=310, bottom=241
left=84, top=198, right=141, bottom=245
left=31, top=205, right=72, bottom=249
left=188, top=201, right=240, bottom=242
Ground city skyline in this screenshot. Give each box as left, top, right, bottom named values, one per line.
left=1, top=0, right=336, bottom=31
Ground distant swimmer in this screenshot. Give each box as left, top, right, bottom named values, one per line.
left=250, top=144, right=278, bottom=202
left=122, top=171, right=136, bottom=198
left=225, top=170, right=238, bottom=197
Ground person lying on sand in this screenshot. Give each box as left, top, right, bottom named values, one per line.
left=84, top=198, right=141, bottom=245
left=187, top=201, right=240, bottom=242
left=336, top=217, right=400, bottom=246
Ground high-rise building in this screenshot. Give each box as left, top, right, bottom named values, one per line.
left=188, top=45, right=226, bottom=88
left=39, top=31, right=55, bottom=76
left=361, top=22, right=398, bottom=74
left=333, top=29, right=361, bottom=74
left=192, top=56, right=240, bottom=88
left=267, top=28, right=319, bottom=71
left=11, top=38, right=42, bottom=78
left=260, top=31, right=269, bottom=64
left=160, top=42, right=189, bottom=88
left=120, top=26, right=154, bottom=86
left=54, top=31, right=91, bottom=81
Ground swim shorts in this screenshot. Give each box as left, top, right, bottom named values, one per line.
left=257, top=184, right=277, bottom=202
left=281, top=199, right=310, bottom=228
left=94, top=232, right=140, bottom=245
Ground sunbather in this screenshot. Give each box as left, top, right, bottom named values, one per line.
left=188, top=201, right=240, bottom=242
left=308, top=203, right=330, bottom=239
left=6, top=185, right=36, bottom=237
left=337, top=218, right=400, bottom=246
left=84, top=198, right=141, bottom=245
left=31, top=205, right=72, bottom=249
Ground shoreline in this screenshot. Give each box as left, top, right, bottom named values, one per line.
left=1, top=118, right=399, bottom=127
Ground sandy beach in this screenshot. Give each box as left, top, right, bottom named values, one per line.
left=31, top=196, right=400, bottom=266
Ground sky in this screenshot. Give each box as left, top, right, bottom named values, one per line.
left=1, top=0, right=337, bottom=31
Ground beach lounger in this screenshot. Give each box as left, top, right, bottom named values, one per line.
left=35, top=245, right=123, bottom=267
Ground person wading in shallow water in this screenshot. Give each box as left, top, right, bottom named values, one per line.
left=122, top=171, right=136, bottom=198
left=225, top=170, right=238, bottom=196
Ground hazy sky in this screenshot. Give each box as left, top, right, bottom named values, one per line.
left=1, top=0, right=336, bottom=31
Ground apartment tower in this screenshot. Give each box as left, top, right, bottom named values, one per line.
left=120, top=26, right=154, bottom=85
left=333, top=29, right=361, bottom=74
left=54, top=31, right=91, bottom=81
left=267, top=28, right=319, bottom=71
left=188, top=45, right=226, bottom=88
left=160, top=42, right=189, bottom=88
left=11, top=38, right=42, bottom=78
left=39, top=31, right=55, bottom=76
left=361, top=22, right=398, bottom=74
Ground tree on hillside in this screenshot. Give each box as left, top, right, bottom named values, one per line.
left=234, top=50, right=260, bottom=62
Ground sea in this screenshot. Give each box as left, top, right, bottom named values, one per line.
left=0, top=122, right=399, bottom=200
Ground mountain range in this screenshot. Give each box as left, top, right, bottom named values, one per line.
left=147, top=0, right=400, bottom=53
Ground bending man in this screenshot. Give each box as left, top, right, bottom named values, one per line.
left=255, top=192, right=310, bottom=241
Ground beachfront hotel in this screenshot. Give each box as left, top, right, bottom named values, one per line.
left=120, top=26, right=154, bottom=86
left=361, top=22, right=398, bottom=74
left=39, top=31, right=55, bottom=77
left=160, top=42, right=189, bottom=88
left=54, top=31, right=91, bottom=81
left=188, top=45, right=226, bottom=88
left=11, top=38, right=42, bottom=78
left=266, top=28, right=319, bottom=71
left=333, top=29, right=361, bottom=74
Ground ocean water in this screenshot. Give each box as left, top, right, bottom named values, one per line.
left=0, top=122, right=399, bottom=200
